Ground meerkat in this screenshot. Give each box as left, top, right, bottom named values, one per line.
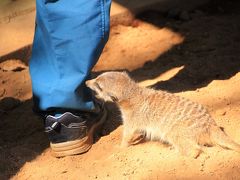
left=86, top=71, right=240, bottom=158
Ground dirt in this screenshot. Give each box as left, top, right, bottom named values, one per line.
left=1, top=0, right=240, bottom=179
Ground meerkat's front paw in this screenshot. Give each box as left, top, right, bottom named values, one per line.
left=177, top=145, right=203, bottom=159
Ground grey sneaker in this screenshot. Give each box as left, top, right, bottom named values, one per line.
left=44, top=102, right=107, bottom=157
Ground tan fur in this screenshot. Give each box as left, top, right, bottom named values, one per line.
left=86, top=71, right=240, bottom=158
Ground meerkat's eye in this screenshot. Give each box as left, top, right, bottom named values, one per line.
left=95, top=82, right=103, bottom=91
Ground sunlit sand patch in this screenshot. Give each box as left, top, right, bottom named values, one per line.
left=94, top=23, right=184, bottom=71
left=138, top=65, right=184, bottom=87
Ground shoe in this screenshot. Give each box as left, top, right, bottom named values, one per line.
left=44, top=103, right=107, bottom=157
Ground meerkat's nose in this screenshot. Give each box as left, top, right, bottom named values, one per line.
left=85, top=79, right=94, bottom=87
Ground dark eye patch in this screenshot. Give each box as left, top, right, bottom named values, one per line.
left=94, top=82, right=102, bottom=91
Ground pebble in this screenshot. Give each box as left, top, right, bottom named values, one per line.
left=222, top=111, right=227, bottom=116
left=131, top=19, right=141, bottom=28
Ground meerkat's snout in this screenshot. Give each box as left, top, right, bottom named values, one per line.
left=86, top=79, right=102, bottom=97
left=85, top=79, right=94, bottom=87
left=86, top=79, right=100, bottom=98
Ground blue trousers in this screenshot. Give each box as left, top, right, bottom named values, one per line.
left=29, top=0, right=111, bottom=114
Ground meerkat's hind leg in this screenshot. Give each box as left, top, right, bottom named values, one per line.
left=121, top=128, right=146, bottom=147
left=189, top=146, right=203, bottom=159
left=171, top=138, right=203, bottom=158
left=179, top=143, right=203, bottom=159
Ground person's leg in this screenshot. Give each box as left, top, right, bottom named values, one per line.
left=29, top=0, right=111, bottom=157
left=30, top=0, right=111, bottom=114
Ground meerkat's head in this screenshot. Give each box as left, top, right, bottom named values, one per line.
left=86, top=71, right=136, bottom=102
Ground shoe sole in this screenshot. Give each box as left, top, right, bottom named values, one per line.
left=50, top=107, right=107, bottom=157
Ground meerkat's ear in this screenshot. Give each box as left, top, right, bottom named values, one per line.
left=95, top=81, right=103, bottom=91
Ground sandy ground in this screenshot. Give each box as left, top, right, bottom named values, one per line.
left=1, top=0, right=240, bottom=179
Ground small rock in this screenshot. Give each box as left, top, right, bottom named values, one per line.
left=113, top=31, right=120, bottom=35
left=179, top=11, right=190, bottom=21
left=222, top=111, right=226, bottom=116
left=131, top=19, right=141, bottom=28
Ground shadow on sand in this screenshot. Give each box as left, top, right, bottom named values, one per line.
left=0, top=97, right=122, bottom=179
left=0, top=98, right=48, bottom=179
left=129, top=0, right=240, bottom=92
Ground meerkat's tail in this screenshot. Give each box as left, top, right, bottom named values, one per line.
left=210, top=125, right=240, bottom=152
